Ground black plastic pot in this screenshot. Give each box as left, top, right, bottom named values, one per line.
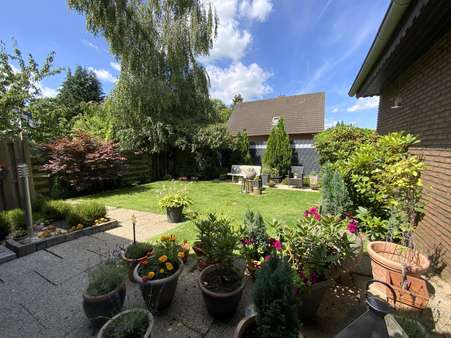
left=134, top=260, right=184, bottom=313
left=296, top=279, right=334, bottom=322
left=233, top=315, right=257, bottom=338
left=83, top=282, right=126, bottom=328
left=166, top=206, right=183, bottom=223
left=199, top=265, right=246, bottom=319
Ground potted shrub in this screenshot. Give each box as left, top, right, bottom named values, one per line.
left=83, top=259, right=128, bottom=328
left=234, top=255, right=299, bottom=338
left=238, top=210, right=271, bottom=279
left=97, top=308, right=154, bottom=338
left=192, top=214, right=218, bottom=263
left=133, top=235, right=185, bottom=312
left=158, top=184, right=192, bottom=223
left=278, top=207, right=359, bottom=322
left=121, top=242, right=153, bottom=282
left=198, top=213, right=245, bottom=319
left=269, top=168, right=282, bottom=184
left=261, top=167, right=270, bottom=186
left=308, top=171, right=319, bottom=189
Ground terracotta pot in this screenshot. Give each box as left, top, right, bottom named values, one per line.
left=199, top=265, right=246, bottom=319
left=233, top=315, right=257, bottom=338
left=192, top=241, right=206, bottom=257
left=166, top=206, right=184, bottom=223
left=83, top=282, right=126, bottom=328
left=296, top=279, right=334, bottom=322
left=197, top=258, right=216, bottom=271
left=97, top=308, right=153, bottom=338
left=121, top=245, right=153, bottom=282
left=134, top=259, right=184, bottom=313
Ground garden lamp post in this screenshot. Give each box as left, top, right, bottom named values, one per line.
left=334, top=280, right=396, bottom=338
left=17, top=163, right=33, bottom=239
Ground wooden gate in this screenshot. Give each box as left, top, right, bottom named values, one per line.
left=0, top=138, right=34, bottom=211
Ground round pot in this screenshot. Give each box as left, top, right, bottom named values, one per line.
left=199, top=264, right=246, bottom=319
left=197, top=258, right=216, bottom=271
left=367, top=241, right=430, bottom=293
left=192, top=241, right=206, bottom=257
left=233, top=315, right=257, bottom=338
left=133, top=259, right=184, bottom=313
left=121, top=245, right=153, bottom=282
left=97, top=308, right=154, bottom=338
left=296, top=279, right=334, bottom=322
left=166, top=206, right=183, bottom=223
left=83, top=282, right=126, bottom=328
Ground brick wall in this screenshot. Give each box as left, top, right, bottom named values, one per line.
left=378, top=29, right=451, bottom=281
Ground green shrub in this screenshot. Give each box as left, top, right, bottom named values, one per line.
left=124, top=242, right=153, bottom=260
left=0, top=212, right=11, bottom=240
left=86, top=260, right=127, bottom=296
left=5, top=209, right=26, bottom=231
left=66, top=202, right=106, bottom=226
left=104, top=310, right=149, bottom=338
left=263, top=118, right=292, bottom=176
left=253, top=255, right=298, bottom=338
left=320, top=165, right=352, bottom=216
left=354, top=207, right=388, bottom=241
left=42, top=200, right=73, bottom=220
left=32, top=195, right=48, bottom=212
left=313, top=124, right=377, bottom=165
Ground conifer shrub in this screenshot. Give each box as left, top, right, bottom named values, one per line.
left=263, top=118, right=292, bottom=176
left=320, top=165, right=352, bottom=216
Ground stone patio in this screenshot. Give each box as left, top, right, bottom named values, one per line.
left=0, top=207, right=449, bottom=337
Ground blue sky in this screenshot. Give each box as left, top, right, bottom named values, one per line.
left=1, top=0, right=390, bottom=129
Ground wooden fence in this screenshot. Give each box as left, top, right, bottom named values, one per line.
left=0, top=138, right=34, bottom=211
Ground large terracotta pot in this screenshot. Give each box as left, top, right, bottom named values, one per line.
left=97, top=308, right=154, bottom=338
left=133, top=259, right=184, bottom=313
left=367, top=241, right=430, bottom=301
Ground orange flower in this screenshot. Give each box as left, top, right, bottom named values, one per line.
left=166, top=262, right=174, bottom=271
left=147, top=271, right=156, bottom=279
left=159, top=268, right=164, bottom=274
left=158, top=255, right=168, bottom=263
left=170, top=234, right=176, bottom=241
left=177, top=251, right=185, bottom=258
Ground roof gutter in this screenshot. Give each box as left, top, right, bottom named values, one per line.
left=348, top=0, right=412, bottom=97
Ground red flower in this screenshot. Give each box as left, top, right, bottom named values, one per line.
left=264, top=255, right=271, bottom=262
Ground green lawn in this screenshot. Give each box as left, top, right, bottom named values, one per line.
left=77, top=180, right=320, bottom=242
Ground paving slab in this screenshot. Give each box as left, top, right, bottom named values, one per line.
left=0, top=245, right=16, bottom=263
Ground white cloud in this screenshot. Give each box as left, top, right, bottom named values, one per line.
left=82, top=40, right=99, bottom=51
left=346, top=96, right=379, bottom=112
left=331, top=107, right=339, bottom=113
left=88, top=67, right=117, bottom=83
left=325, top=119, right=338, bottom=129
left=110, top=62, right=121, bottom=71
left=37, top=83, right=58, bottom=98
left=239, top=0, right=273, bottom=22
left=207, top=62, right=272, bottom=104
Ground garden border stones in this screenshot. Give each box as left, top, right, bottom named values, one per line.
left=5, top=220, right=118, bottom=258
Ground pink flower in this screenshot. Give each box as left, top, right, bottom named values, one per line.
left=313, top=213, right=321, bottom=221
left=264, top=255, right=271, bottom=262
left=309, top=207, right=319, bottom=214
left=241, top=238, right=253, bottom=245
left=304, top=207, right=321, bottom=221
left=303, top=210, right=309, bottom=218
left=272, top=240, right=282, bottom=251
left=347, top=219, right=358, bottom=234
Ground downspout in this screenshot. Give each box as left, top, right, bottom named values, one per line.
left=348, top=0, right=412, bottom=97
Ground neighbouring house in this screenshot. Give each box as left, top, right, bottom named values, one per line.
left=349, top=0, right=451, bottom=281
left=227, top=92, right=325, bottom=174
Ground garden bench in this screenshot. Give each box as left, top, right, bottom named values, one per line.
left=228, top=165, right=262, bottom=183
left=288, top=166, right=304, bottom=188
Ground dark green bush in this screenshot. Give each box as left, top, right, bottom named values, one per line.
left=0, top=212, right=11, bottom=240
left=42, top=200, right=73, bottom=220
left=66, top=202, right=106, bottom=226
left=32, top=195, right=48, bottom=212
left=253, top=255, right=299, bottom=338
left=86, top=260, right=127, bottom=296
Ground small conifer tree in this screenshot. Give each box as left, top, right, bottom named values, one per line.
left=263, top=118, right=292, bottom=176
left=320, top=165, right=352, bottom=215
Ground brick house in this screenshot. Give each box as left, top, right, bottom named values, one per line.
left=227, top=92, right=325, bottom=174
left=349, top=1, right=451, bottom=280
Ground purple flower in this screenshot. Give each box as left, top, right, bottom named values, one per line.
left=347, top=219, right=358, bottom=234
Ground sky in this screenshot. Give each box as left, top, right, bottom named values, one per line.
left=0, top=0, right=390, bottom=129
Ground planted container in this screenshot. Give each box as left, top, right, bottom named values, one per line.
left=199, top=265, right=246, bottom=319
left=166, top=206, right=183, bottom=223
left=134, top=259, right=184, bottom=312
left=296, top=279, right=334, bottom=322
left=121, top=242, right=153, bottom=282
left=97, top=308, right=154, bottom=338
left=233, top=315, right=257, bottom=338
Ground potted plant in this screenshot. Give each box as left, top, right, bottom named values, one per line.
left=97, top=308, right=154, bottom=338
left=234, top=255, right=299, bottom=338
left=121, top=242, right=153, bottom=282
left=261, top=167, right=270, bottom=186
left=308, top=171, right=319, bottom=189
left=238, top=210, right=271, bottom=279
left=270, top=168, right=282, bottom=184
left=83, top=259, right=128, bottom=328
left=278, top=207, right=359, bottom=322
left=192, top=214, right=218, bottom=265
left=251, top=177, right=262, bottom=195
left=159, top=183, right=192, bottom=223
left=198, top=213, right=246, bottom=319
left=133, top=235, right=185, bottom=313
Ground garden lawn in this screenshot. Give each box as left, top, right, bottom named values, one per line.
left=77, top=180, right=320, bottom=242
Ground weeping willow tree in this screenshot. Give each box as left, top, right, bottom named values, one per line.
left=68, top=0, right=218, bottom=152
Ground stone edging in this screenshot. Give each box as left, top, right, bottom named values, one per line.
left=5, top=220, right=119, bottom=258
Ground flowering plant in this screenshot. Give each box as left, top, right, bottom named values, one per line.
left=137, top=234, right=185, bottom=282
left=277, top=207, right=359, bottom=293
left=158, top=182, right=192, bottom=209
left=239, top=210, right=271, bottom=262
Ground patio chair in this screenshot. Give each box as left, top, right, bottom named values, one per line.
left=288, top=166, right=304, bottom=188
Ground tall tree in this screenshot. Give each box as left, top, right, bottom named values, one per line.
left=57, top=65, right=103, bottom=120
left=0, top=42, right=60, bottom=140
left=210, top=99, right=232, bottom=123
left=68, top=0, right=218, bottom=153
left=263, top=118, right=292, bottom=176
left=232, top=94, right=244, bottom=108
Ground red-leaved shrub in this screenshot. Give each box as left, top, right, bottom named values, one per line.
left=42, top=132, right=126, bottom=195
